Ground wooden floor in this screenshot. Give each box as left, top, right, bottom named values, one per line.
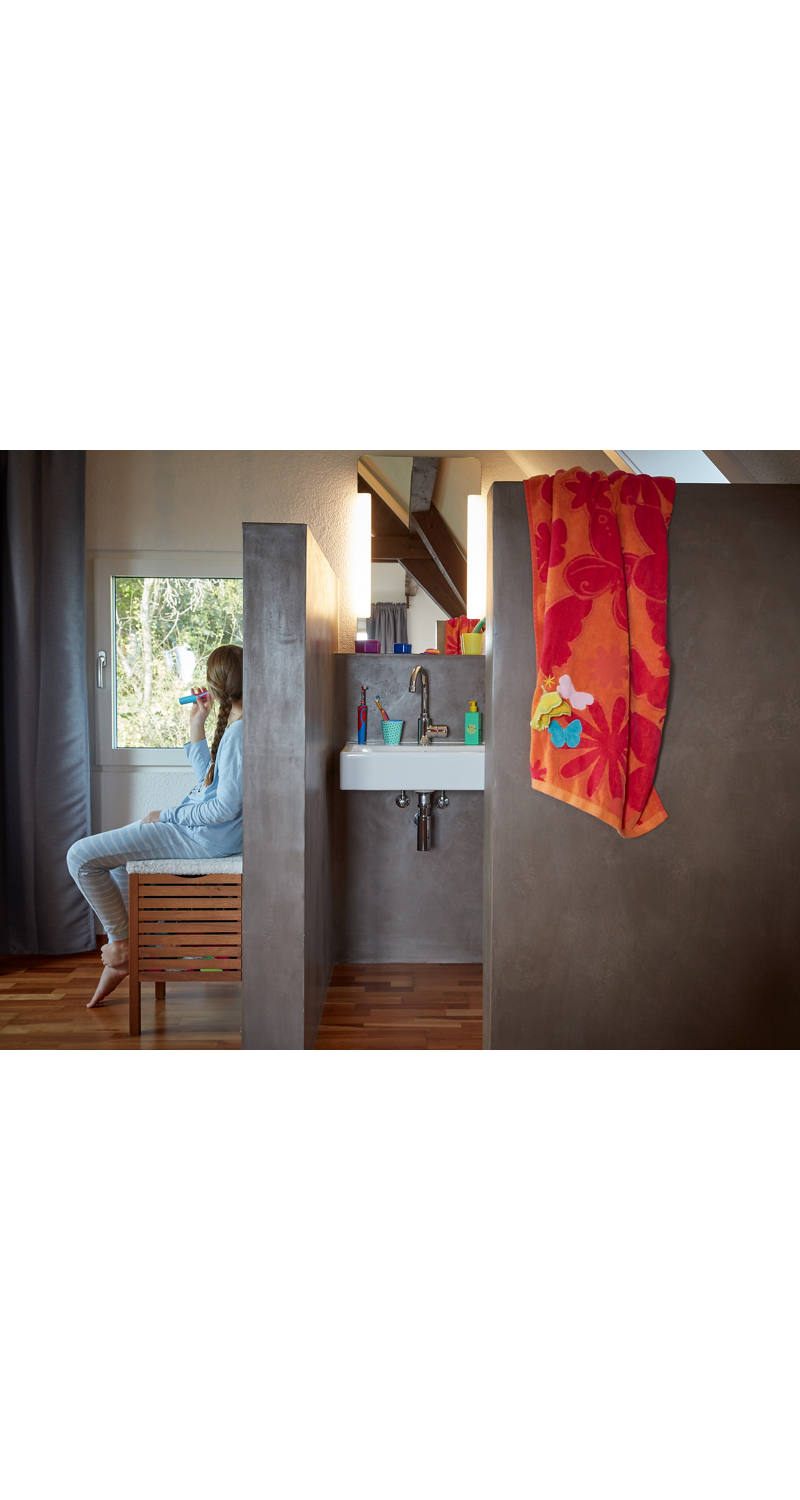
left=0, top=951, right=483, bottom=1050
left=315, top=964, right=483, bottom=1049
left=0, top=949, right=241, bottom=1049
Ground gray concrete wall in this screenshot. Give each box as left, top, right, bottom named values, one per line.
left=242, top=523, right=338, bottom=1048
left=484, top=482, right=800, bottom=1049
left=334, top=655, right=485, bottom=962
left=304, top=532, right=339, bottom=1046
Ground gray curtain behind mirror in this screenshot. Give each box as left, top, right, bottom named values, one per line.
left=367, top=602, right=408, bottom=653
left=0, top=452, right=95, bottom=953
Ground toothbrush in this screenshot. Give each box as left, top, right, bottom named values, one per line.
left=374, top=696, right=390, bottom=721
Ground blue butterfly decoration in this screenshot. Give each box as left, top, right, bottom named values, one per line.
left=548, top=717, right=583, bottom=749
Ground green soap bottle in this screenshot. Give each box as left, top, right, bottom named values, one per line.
left=465, top=699, right=482, bottom=744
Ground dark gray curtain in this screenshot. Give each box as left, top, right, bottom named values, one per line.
left=367, top=601, right=408, bottom=653
left=0, top=452, right=95, bottom=953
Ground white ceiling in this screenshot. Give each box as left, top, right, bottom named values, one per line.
left=704, top=451, right=800, bottom=484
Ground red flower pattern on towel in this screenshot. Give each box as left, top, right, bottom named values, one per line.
left=625, top=711, right=664, bottom=816
left=562, top=502, right=629, bottom=633
left=540, top=595, right=593, bottom=672
left=630, top=648, right=669, bottom=711
left=526, top=466, right=675, bottom=836
left=619, top=474, right=674, bottom=512
left=629, top=504, right=668, bottom=600
left=620, top=500, right=670, bottom=652
left=561, top=696, right=628, bottom=801
left=646, top=599, right=667, bottom=649
left=566, top=469, right=612, bottom=511
left=582, top=641, right=628, bottom=686
left=533, top=517, right=567, bottom=583
left=564, top=554, right=629, bottom=634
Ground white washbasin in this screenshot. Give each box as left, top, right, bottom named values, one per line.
left=340, top=741, right=484, bottom=792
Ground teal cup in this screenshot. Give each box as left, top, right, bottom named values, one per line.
left=382, top=720, right=404, bottom=745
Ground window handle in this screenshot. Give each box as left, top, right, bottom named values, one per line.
left=96, top=649, right=107, bottom=688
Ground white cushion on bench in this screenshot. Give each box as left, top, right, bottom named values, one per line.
left=126, top=857, right=243, bottom=875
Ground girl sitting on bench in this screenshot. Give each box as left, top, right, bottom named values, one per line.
left=67, top=644, right=243, bottom=1008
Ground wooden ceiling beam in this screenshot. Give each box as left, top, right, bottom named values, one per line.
left=409, top=457, right=440, bottom=513
left=357, top=459, right=409, bottom=526
left=367, top=487, right=409, bottom=539
left=363, top=463, right=467, bottom=617
left=401, top=558, right=464, bottom=620
left=410, top=505, right=467, bottom=613
left=372, top=534, right=430, bottom=562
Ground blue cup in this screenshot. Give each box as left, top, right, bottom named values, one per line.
left=393, top=642, right=411, bottom=653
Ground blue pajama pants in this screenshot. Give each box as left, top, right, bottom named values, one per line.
left=66, top=820, right=203, bottom=942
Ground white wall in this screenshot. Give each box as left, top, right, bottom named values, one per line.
left=370, top=562, right=406, bottom=604
left=86, top=450, right=360, bottom=617
left=407, top=587, right=445, bottom=652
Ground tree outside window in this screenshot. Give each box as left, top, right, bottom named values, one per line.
left=114, top=576, right=243, bottom=748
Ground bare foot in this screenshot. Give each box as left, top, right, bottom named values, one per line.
left=87, top=962, right=129, bottom=1008
left=101, top=939, right=129, bottom=968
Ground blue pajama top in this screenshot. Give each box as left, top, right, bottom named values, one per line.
left=159, top=720, right=243, bottom=856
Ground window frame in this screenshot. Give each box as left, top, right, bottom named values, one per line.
left=92, top=550, right=243, bottom=768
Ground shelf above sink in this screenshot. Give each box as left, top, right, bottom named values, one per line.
left=340, top=741, right=485, bottom=792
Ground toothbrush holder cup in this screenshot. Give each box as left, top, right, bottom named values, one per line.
left=381, top=720, right=404, bottom=745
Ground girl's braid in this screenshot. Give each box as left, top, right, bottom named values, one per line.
left=204, top=692, right=233, bottom=786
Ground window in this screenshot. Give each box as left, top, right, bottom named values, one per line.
left=612, top=451, right=729, bottom=483
left=93, top=552, right=243, bottom=766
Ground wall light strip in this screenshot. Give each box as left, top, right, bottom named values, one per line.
left=467, top=493, right=487, bottom=620
left=354, top=491, right=373, bottom=619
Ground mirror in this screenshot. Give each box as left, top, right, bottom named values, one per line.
left=358, top=454, right=481, bottom=652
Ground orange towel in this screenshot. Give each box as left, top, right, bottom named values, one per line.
left=525, top=467, right=675, bottom=838
left=444, top=615, right=480, bottom=654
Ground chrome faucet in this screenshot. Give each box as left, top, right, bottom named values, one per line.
left=409, top=665, right=448, bottom=745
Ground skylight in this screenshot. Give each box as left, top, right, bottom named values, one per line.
left=615, top=451, right=728, bottom=483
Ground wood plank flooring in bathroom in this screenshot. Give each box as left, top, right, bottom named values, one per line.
left=314, top=964, right=483, bottom=1050
left=0, top=954, right=482, bottom=1050
left=0, top=948, right=241, bottom=1049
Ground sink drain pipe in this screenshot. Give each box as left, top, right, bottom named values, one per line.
left=395, top=791, right=449, bottom=851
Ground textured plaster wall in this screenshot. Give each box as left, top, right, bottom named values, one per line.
left=86, top=450, right=360, bottom=835
left=242, top=523, right=338, bottom=1048
left=85, top=450, right=360, bottom=642
left=96, top=767, right=198, bottom=832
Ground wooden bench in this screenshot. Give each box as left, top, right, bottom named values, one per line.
left=126, top=857, right=242, bottom=1036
